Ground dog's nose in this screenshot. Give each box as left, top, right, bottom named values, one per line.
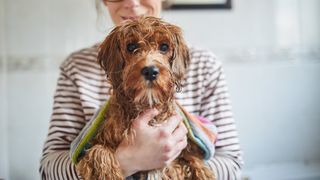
left=141, top=66, right=159, bottom=81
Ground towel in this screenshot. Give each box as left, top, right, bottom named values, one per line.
left=70, top=101, right=217, bottom=178
left=174, top=102, right=217, bottom=160
left=70, top=101, right=110, bottom=164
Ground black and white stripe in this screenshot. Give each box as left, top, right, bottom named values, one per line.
left=39, top=44, right=243, bottom=179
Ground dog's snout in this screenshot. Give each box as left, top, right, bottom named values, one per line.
left=141, top=66, right=159, bottom=81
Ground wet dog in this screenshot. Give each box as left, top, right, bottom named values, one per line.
left=76, top=16, right=215, bottom=180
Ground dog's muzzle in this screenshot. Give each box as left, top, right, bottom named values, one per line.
left=141, top=65, right=159, bottom=81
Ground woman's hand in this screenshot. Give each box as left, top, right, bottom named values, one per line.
left=115, top=108, right=188, bottom=177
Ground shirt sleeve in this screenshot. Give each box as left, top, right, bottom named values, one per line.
left=39, top=62, right=85, bottom=180
left=200, top=57, right=244, bottom=179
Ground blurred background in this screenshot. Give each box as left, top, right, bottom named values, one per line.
left=1, top=0, right=320, bottom=179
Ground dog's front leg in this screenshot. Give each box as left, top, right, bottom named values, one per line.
left=76, top=144, right=124, bottom=180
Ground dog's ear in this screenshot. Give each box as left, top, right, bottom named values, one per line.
left=97, top=27, right=124, bottom=87
left=170, top=26, right=190, bottom=88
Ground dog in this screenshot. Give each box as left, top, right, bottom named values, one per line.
left=76, top=16, right=215, bottom=180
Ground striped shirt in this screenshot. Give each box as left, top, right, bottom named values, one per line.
left=39, top=44, right=243, bottom=180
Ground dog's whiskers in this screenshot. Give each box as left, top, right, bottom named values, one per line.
left=147, top=89, right=153, bottom=108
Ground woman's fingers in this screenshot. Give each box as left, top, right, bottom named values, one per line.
left=164, top=136, right=188, bottom=165
left=132, top=108, right=159, bottom=129
left=161, top=121, right=188, bottom=164
left=161, top=114, right=183, bottom=133
left=172, top=122, right=188, bottom=142
left=129, top=112, right=189, bottom=169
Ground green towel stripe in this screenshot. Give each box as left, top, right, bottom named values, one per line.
left=175, top=105, right=198, bottom=145
left=71, top=101, right=110, bottom=164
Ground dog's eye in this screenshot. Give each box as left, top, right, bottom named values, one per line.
left=159, top=43, right=169, bottom=52
left=127, top=43, right=138, bottom=53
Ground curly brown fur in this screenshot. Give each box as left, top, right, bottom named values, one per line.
left=76, top=16, right=215, bottom=180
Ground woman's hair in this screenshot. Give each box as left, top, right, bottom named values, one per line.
left=162, top=0, right=174, bottom=9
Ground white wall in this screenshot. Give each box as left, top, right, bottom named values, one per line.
left=6, top=71, right=58, bottom=180
left=164, top=0, right=277, bottom=50
left=1, top=0, right=320, bottom=179
left=226, top=62, right=320, bottom=175
left=0, top=0, right=9, bottom=179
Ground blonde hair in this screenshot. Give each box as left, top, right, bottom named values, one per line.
left=162, top=0, right=174, bottom=9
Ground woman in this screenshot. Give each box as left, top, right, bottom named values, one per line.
left=39, top=0, right=243, bottom=179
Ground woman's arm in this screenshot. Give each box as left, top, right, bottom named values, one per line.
left=201, top=57, right=243, bottom=179
left=39, top=67, right=85, bottom=180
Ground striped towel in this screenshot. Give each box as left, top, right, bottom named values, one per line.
left=70, top=101, right=217, bottom=179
